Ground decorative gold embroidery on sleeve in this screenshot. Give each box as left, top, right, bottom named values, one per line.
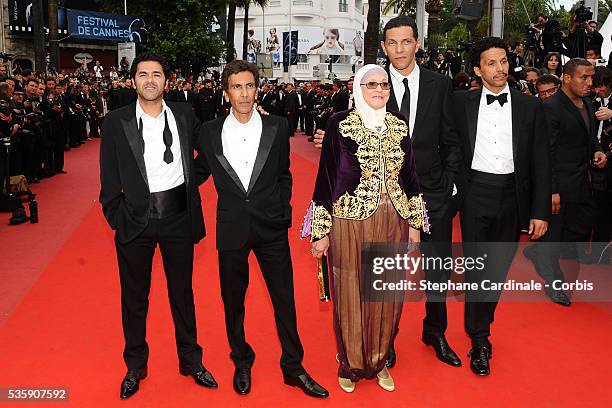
left=311, top=203, right=333, bottom=241
left=406, top=194, right=431, bottom=233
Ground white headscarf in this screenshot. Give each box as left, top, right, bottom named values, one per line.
left=353, top=64, right=388, bottom=131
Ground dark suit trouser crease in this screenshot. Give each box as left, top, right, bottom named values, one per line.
left=460, top=174, right=520, bottom=348
left=218, top=230, right=305, bottom=376
left=422, top=206, right=454, bottom=337
left=527, top=199, right=596, bottom=283
left=115, top=211, right=202, bottom=370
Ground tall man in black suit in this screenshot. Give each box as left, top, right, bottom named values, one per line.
left=99, top=53, right=217, bottom=399
left=453, top=38, right=551, bottom=376
left=195, top=60, right=328, bottom=399
left=524, top=59, right=607, bottom=304
left=197, top=79, right=216, bottom=122
left=283, top=83, right=299, bottom=136
left=314, top=16, right=464, bottom=369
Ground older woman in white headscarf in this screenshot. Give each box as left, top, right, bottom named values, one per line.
left=304, top=65, right=429, bottom=392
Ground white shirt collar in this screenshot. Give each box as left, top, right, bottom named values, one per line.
left=227, top=107, right=260, bottom=127
left=389, top=63, right=420, bottom=84
left=135, top=99, right=169, bottom=121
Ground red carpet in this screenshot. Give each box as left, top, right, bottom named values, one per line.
left=0, top=135, right=610, bottom=407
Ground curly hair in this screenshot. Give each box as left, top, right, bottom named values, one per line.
left=221, top=60, right=259, bottom=90
left=470, top=37, right=508, bottom=69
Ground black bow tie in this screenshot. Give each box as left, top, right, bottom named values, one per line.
left=486, top=93, right=508, bottom=106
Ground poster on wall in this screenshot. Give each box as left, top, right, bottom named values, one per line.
left=235, top=25, right=362, bottom=62
left=67, top=9, right=147, bottom=42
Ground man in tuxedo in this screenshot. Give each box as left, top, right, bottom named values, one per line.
left=197, top=79, right=216, bottom=122
left=329, top=80, right=349, bottom=113
left=116, top=78, right=137, bottom=108
left=454, top=37, right=550, bottom=376
left=171, top=80, right=198, bottom=111
left=195, top=60, right=328, bottom=398
left=259, top=83, right=276, bottom=115
left=524, top=59, right=607, bottom=303
left=301, top=82, right=315, bottom=137
left=314, top=16, right=464, bottom=369
left=99, top=53, right=217, bottom=399
left=283, top=83, right=299, bottom=136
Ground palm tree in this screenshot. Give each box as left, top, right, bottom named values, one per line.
left=364, top=0, right=382, bottom=64
left=239, top=0, right=269, bottom=60
left=381, top=0, right=416, bottom=16
left=226, top=1, right=237, bottom=62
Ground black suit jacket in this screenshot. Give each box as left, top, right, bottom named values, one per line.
left=172, top=89, right=198, bottom=109
left=195, top=114, right=292, bottom=251
left=544, top=89, right=603, bottom=202
left=284, top=91, right=299, bottom=116
left=99, top=101, right=205, bottom=244
left=453, top=88, right=551, bottom=229
left=387, top=66, right=462, bottom=214
left=331, top=90, right=349, bottom=112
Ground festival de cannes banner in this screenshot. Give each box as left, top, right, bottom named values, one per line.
left=235, top=26, right=363, bottom=63
left=67, top=9, right=147, bottom=42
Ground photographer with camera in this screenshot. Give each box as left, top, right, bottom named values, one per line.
left=531, top=13, right=563, bottom=65
left=589, top=66, right=612, bottom=263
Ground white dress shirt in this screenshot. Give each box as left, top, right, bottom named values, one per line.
left=136, top=100, right=184, bottom=193
left=472, top=84, right=514, bottom=174
left=597, top=96, right=610, bottom=142
left=222, top=108, right=263, bottom=191
left=389, top=63, right=420, bottom=137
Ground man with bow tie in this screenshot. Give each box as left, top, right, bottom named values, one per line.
left=453, top=37, right=551, bottom=376
left=99, top=53, right=217, bottom=399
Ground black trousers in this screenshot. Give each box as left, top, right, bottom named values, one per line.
left=421, top=204, right=454, bottom=338
left=217, top=228, right=305, bottom=376
left=527, top=199, right=596, bottom=283
left=592, top=189, right=612, bottom=257
left=304, top=111, right=314, bottom=136
left=460, top=172, right=520, bottom=348
left=115, top=211, right=202, bottom=370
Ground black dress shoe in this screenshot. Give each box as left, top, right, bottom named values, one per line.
left=233, top=368, right=251, bottom=395
left=56, top=170, right=68, bottom=174
left=179, top=362, right=218, bottom=388
left=283, top=373, right=329, bottom=398
left=120, top=367, right=147, bottom=399
left=386, top=343, right=396, bottom=368
left=422, top=335, right=461, bottom=367
left=544, top=286, right=571, bottom=306
left=468, top=347, right=491, bottom=376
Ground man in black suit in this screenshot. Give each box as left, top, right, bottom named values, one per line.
left=524, top=59, right=607, bottom=303
left=116, top=78, right=137, bottom=108
left=283, top=83, right=299, bottom=136
left=170, top=80, right=198, bottom=110
left=197, top=79, right=216, bottom=122
left=195, top=60, right=328, bottom=399
left=454, top=37, right=550, bottom=376
left=99, top=53, right=217, bottom=399
left=329, top=80, right=349, bottom=114
left=314, top=16, right=464, bottom=369
left=301, top=82, right=315, bottom=137
left=590, top=66, right=612, bottom=263
left=258, top=83, right=276, bottom=115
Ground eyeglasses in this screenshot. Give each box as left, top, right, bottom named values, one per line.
left=538, top=86, right=558, bottom=96
left=361, top=81, right=391, bottom=90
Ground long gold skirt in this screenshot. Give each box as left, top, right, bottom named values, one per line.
left=329, top=194, right=408, bottom=381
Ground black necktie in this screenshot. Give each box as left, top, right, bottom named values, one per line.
left=400, top=78, right=410, bottom=121
left=486, top=93, right=508, bottom=106
left=138, top=117, right=145, bottom=155
left=163, top=111, right=173, bottom=164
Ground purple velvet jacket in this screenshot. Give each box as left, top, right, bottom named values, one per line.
left=303, top=109, right=429, bottom=240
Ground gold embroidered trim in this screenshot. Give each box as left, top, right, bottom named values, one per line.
left=333, top=110, right=421, bottom=222
left=311, top=203, right=333, bottom=241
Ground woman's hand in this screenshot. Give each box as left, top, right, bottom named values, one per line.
left=311, top=236, right=329, bottom=259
